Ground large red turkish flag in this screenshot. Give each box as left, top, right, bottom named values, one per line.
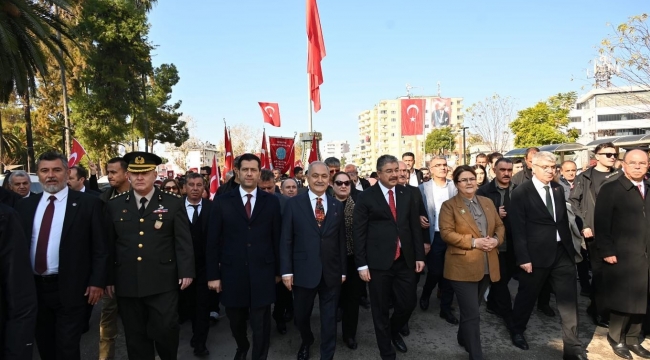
left=258, top=102, right=281, bottom=127
left=401, top=98, right=426, bottom=135
left=307, top=0, right=325, bottom=112
left=68, top=138, right=87, bottom=167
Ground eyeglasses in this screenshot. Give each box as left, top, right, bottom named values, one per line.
left=334, top=181, right=351, bottom=186
left=329, top=169, right=339, bottom=174
left=597, top=152, right=618, bottom=159
left=431, top=164, right=447, bottom=168
left=534, top=164, right=555, bottom=172
left=164, top=186, right=178, bottom=191
left=625, top=161, right=649, bottom=167
left=457, top=177, right=476, bottom=183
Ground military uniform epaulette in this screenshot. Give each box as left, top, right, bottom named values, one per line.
left=109, top=192, right=129, bottom=200
left=162, top=190, right=182, bottom=198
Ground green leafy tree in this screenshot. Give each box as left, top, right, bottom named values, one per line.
left=510, top=92, right=579, bottom=148
left=425, top=127, right=456, bottom=155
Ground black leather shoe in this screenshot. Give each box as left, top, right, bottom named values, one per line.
left=419, top=296, right=430, bottom=311
left=359, top=296, right=370, bottom=309
left=629, top=344, right=650, bottom=359
left=193, top=345, right=209, bottom=357
left=537, top=305, right=556, bottom=317
left=485, top=304, right=500, bottom=317
left=297, top=342, right=311, bottom=360
left=563, top=354, right=589, bottom=360
left=440, top=310, right=459, bottom=325
left=391, top=334, right=408, bottom=353
left=607, top=335, right=632, bottom=359
left=591, top=313, right=609, bottom=328
left=344, top=337, right=358, bottom=350
left=399, top=323, right=410, bottom=336
left=234, top=348, right=249, bottom=360
left=511, top=333, right=529, bottom=350
left=277, top=321, right=287, bottom=335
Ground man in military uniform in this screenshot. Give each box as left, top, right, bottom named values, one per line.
left=105, top=152, right=195, bottom=360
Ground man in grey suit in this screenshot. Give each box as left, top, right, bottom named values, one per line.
left=418, top=155, right=458, bottom=324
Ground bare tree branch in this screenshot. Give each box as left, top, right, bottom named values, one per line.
left=465, top=94, right=516, bottom=153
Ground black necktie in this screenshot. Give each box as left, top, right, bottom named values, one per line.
left=543, top=186, right=554, bottom=218
left=139, top=197, right=148, bottom=217
left=503, top=186, right=510, bottom=210
left=190, top=204, right=199, bottom=223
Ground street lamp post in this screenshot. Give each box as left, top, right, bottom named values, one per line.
left=461, top=126, right=469, bottom=164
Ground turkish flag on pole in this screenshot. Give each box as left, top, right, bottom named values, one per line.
left=307, top=0, right=326, bottom=112
left=209, top=155, right=219, bottom=200
left=401, top=98, right=426, bottom=135
left=258, top=102, right=281, bottom=127
left=222, top=125, right=233, bottom=182
left=308, top=133, right=319, bottom=163
left=260, top=129, right=271, bottom=169
left=68, top=138, right=87, bottom=167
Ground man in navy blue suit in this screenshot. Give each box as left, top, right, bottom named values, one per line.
left=207, top=153, right=282, bottom=360
left=280, top=161, right=347, bottom=360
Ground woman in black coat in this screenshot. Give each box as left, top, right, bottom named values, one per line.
left=594, top=151, right=650, bottom=358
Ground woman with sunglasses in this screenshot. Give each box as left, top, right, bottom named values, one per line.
left=161, top=178, right=180, bottom=194
left=331, top=171, right=361, bottom=350
left=439, top=165, right=504, bottom=359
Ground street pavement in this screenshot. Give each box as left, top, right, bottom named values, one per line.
left=37, top=279, right=625, bottom=359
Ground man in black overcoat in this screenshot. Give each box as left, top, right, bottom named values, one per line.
left=594, top=149, right=650, bottom=359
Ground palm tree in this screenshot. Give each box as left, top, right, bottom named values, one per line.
left=0, top=0, right=72, bottom=170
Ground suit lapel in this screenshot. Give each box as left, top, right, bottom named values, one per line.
left=372, top=185, right=395, bottom=224
left=527, top=182, right=553, bottom=220
left=61, top=190, right=80, bottom=241
left=24, top=193, right=43, bottom=240
left=395, top=186, right=408, bottom=223
left=319, top=194, right=338, bottom=233
left=229, top=191, right=249, bottom=222
left=249, top=191, right=267, bottom=223
left=299, top=192, right=321, bottom=233
left=478, top=197, right=495, bottom=236
left=552, top=185, right=564, bottom=222
left=454, top=195, right=482, bottom=237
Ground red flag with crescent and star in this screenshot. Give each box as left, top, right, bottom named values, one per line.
left=260, top=129, right=271, bottom=169
left=258, top=102, right=281, bottom=127
left=222, top=125, right=233, bottom=182
left=308, top=133, right=319, bottom=163
left=209, top=155, right=219, bottom=199
left=68, top=138, right=87, bottom=168
left=307, top=0, right=326, bottom=112
left=401, top=98, right=426, bottom=136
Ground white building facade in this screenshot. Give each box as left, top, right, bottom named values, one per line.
left=324, top=140, right=351, bottom=161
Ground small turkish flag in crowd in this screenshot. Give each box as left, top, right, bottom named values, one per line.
left=261, top=129, right=271, bottom=169
left=308, top=133, right=319, bottom=163
left=258, top=102, right=281, bottom=127
left=68, top=138, right=87, bottom=167
left=209, top=155, right=219, bottom=200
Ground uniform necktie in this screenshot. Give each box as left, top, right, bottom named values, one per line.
left=139, top=197, right=148, bottom=217
left=35, top=195, right=56, bottom=274
left=543, top=186, right=554, bottom=218
left=388, top=189, right=401, bottom=260
left=244, top=194, right=252, bottom=219
left=190, top=204, right=199, bottom=223
left=639, top=184, right=645, bottom=199
left=315, top=197, right=325, bottom=227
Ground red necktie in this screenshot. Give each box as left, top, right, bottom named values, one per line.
left=245, top=194, right=252, bottom=219
left=388, top=189, right=401, bottom=260
left=35, top=195, right=57, bottom=274
left=315, top=197, right=325, bottom=227
left=639, top=184, right=645, bottom=199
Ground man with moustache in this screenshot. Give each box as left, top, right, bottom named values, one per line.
left=105, top=152, right=194, bottom=360
left=418, top=156, right=458, bottom=325
left=511, top=147, right=539, bottom=186
left=354, top=155, right=425, bottom=359
left=475, top=154, right=488, bottom=169
left=420, top=167, right=431, bottom=182
left=477, top=158, right=517, bottom=330
left=207, top=154, right=281, bottom=360
left=594, top=149, right=650, bottom=360
left=179, top=173, right=211, bottom=356
left=15, top=151, right=107, bottom=360
left=281, top=161, right=347, bottom=360
left=402, top=152, right=423, bottom=186
left=509, top=151, right=585, bottom=360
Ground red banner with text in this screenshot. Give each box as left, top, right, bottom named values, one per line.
left=269, top=136, right=295, bottom=174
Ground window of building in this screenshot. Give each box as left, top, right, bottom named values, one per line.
left=391, top=118, right=396, bottom=122
left=391, top=110, right=396, bottom=114
left=380, top=110, right=387, bottom=114
left=598, top=128, right=649, bottom=136
left=391, top=133, right=395, bottom=137
left=597, top=113, right=650, bottom=122
left=569, top=117, right=581, bottom=123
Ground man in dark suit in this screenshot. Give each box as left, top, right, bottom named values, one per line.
left=594, top=149, right=650, bottom=359
left=509, top=151, right=586, bottom=360
left=402, top=152, right=423, bottom=186
left=207, top=154, right=281, bottom=360
left=345, top=164, right=370, bottom=191
left=0, top=185, right=21, bottom=207
left=7, top=170, right=34, bottom=198
left=281, top=161, right=347, bottom=360
left=353, top=155, right=426, bottom=360
left=15, top=151, right=107, bottom=360
left=217, top=156, right=241, bottom=196
left=180, top=173, right=211, bottom=357
left=477, top=158, right=517, bottom=330
left=0, top=203, right=38, bottom=359
left=105, top=152, right=194, bottom=360
left=68, top=165, right=100, bottom=196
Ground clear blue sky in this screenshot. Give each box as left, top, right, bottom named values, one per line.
left=147, top=0, right=647, bottom=149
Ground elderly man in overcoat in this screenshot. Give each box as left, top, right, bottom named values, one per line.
left=594, top=148, right=650, bottom=360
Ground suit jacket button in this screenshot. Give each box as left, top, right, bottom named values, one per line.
left=137, top=257, right=142, bottom=261
left=139, top=231, right=144, bottom=236
left=140, top=218, right=144, bottom=223
left=247, top=243, right=251, bottom=247
left=138, top=244, right=143, bottom=248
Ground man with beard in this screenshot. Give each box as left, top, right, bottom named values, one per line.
left=15, top=151, right=107, bottom=360
left=477, top=158, right=517, bottom=330
left=105, top=152, right=194, bottom=360
left=420, top=167, right=431, bottom=182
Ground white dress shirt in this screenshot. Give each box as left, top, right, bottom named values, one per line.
left=308, top=190, right=328, bottom=215
left=531, top=176, right=561, bottom=242
left=185, top=198, right=202, bottom=222
left=631, top=180, right=645, bottom=198
left=354, top=180, right=364, bottom=192
left=408, top=171, right=419, bottom=187
left=80, top=186, right=86, bottom=193
left=431, top=180, right=453, bottom=231
left=239, top=186, right=257, bottom=213
left=31, top=186, right=69, bottom=275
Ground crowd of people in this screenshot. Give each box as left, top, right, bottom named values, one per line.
left=0, top=142, right=647, bottom=360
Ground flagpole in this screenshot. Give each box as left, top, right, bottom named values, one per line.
left=308, top=74, right=313, bottom=132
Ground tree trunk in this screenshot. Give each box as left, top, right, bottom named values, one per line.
left=23, top=93, right=35, bottom=172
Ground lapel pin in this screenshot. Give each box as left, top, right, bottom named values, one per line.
left=72, top=203, right=77, bottom=207
left=460, top=209, right=466, bottom=214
